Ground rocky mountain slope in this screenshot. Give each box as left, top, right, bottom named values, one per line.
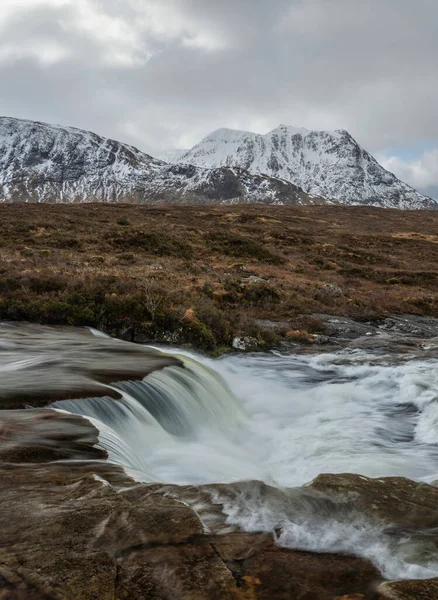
left=0, top=117, right=318, bottom=205
left=161, top=125, right=436, bottom=209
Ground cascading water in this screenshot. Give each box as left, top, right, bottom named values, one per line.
left=56, top=347, right=438, bottom=486
left=54, top=356, right=248, bottom=482
left=54, top=342, right=438, bottom=581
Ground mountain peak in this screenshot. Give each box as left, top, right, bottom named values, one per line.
left=162, top=125, right=436, bottom=209
left=269, top=124, right=311, bottom=136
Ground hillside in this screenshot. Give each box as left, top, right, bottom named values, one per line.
left=0, top=203, right=437, bottom=353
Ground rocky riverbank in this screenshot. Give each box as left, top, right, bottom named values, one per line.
left=2, top=407, right=438, bottom=600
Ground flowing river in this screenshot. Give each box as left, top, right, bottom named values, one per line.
left=51, top=336, right=438, bottom=581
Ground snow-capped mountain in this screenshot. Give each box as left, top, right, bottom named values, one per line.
left=0, top=117, right=318, bottom=205
left=160, top=125, right=436, bottom=209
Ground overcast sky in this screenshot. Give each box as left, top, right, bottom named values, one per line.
left=0, top=0, right=436, bottom=197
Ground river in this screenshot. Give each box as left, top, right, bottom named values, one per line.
left=51, top=335, right=438, bottom=581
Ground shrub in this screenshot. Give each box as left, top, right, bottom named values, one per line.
left=49, top=237, right=82, bottom=249
left=196, top=303, right=233, bottom=346
left=117, top=252, right=136, bottom=264
left=206, top=232, right=285, bottom=264
left=107, top=230, right=193, bottom=259
left=20, top=248, right=34, bottom=257
left=41, top=301, right=95, bottom=326
left=27, top=276, right=66, bottom=294
left=240, top=282, right=281, bottom=306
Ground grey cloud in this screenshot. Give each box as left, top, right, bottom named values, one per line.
left=0, top=0, right=436, bottom=196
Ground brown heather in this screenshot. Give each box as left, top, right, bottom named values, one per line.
left=0, top=203, right=437, bottom=352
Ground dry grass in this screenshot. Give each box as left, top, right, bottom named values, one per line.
left=0, top=203, right=437, bottom=352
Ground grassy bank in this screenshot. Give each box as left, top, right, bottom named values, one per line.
left=0, top=203, right=437, bottom=353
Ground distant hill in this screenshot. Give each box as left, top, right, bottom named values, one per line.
left=0, top=117, right=321, bottom=206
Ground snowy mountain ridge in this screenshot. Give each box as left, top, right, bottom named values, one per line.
left=0, top=117, right=320, bottom=206
left=160, top=125, right=436, bottom=209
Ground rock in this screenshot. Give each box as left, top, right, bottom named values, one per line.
left=235, top=545, right=381, bottom=600
left=379, top=578, right=438, bottom=599
left=314, top=315, right=380, bottom=341
left=311, top=334, right=330, bottom=344
left=254, top=319, right=291, bottom=333
left=0, top=409, right=107, bottom=463
left=149, top=263, right=163, bottom=270
left=0, top=323, right=181, bottom=409
left=117, top=542, right=237, bottom=600
left=314, top=313, right=438, bottom=353
left=320, top=283, right=344, bottom=296
left=156, top=330, right=183, bottom=344
left=242, top=275, right=266, bottom=284
left=381, top=315, right=438, bottom=339
left=308, top=473, right=438, bottom=530
left=232, top=336, right=258, bottom=351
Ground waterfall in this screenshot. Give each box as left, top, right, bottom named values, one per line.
left=54, top=354, right=248, bottom=482
left=3, top=323, right=438, bottom=581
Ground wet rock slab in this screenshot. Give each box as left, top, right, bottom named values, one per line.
left=319, top=313, right=438, bottom=345
left=308, top=473, right=438, bottom=530
left=379, top=578, right=438, bottom=599
left=0, top=323, right=181, bottom=409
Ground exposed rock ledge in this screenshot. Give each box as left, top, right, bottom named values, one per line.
left=1, top=409, right=437, bottom=599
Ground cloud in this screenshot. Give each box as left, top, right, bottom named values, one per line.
left=0, top=0, right=436, bottom=197
left=379, top=150, right=438, bottom=199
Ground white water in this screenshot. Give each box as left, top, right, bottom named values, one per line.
left=56, top=346, right=438, bottom=581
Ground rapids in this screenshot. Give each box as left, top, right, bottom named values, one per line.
left=54, top=341, right=438, bottom=581
left=56, top=347, right=438, bottom=487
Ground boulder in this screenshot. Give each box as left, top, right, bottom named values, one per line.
left=232, top=336, right=258, bottom=351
